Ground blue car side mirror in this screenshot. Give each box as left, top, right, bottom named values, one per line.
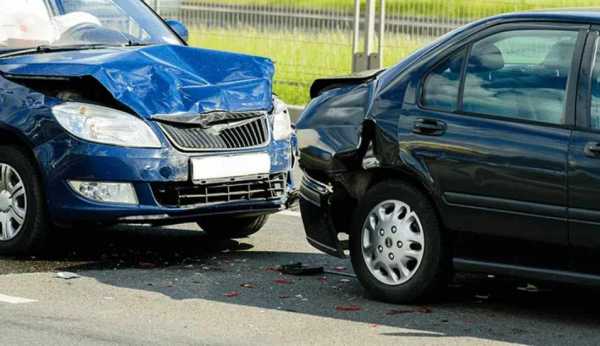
left=165, top=19, right=189, bottom=43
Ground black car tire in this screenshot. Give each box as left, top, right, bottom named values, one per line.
left=349, top=180, right=449, bottom=304
left=0, top=146, right=49, bottom=255
left=197, top=215, right=269, bottom=239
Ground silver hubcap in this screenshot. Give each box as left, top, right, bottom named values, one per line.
left=0, top=164, right=26, bottom=241
left=361, top=199, right=425, bottom=286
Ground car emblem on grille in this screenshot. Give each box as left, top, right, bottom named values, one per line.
left=205, top=118, right=259, bottom=136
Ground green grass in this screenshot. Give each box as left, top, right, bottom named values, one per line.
left=186, top=0, right=600, bottom=104
left=189, top=0, right=600, bottom=19
left=189, top=27, right=427, bottom=105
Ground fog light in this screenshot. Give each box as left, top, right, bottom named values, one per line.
left=69, top=181, right=138, bottom=205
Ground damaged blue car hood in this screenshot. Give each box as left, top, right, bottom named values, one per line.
left=0, top=44, right=275, bottom=117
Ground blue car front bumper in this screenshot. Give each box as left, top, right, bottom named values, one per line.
left=36, top=132, right=296, bottom=226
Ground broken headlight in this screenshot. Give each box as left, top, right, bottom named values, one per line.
left=272, top=96, right=293, bottom=141
left=52, top=102, right=162, bottom=148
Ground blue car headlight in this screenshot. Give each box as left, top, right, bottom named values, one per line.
left=272, top=96, right=293, bottom=141
left=52, top=102, right=162, bottom=148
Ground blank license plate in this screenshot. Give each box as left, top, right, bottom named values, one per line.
left=191, top=153, right=271, bottom=182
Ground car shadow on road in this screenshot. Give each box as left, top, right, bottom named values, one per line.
left=0, top=224, right=248, bottom=274
left=4, top=224, right=600, bottom=344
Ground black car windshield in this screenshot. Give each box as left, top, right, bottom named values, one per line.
left=0, top=0, right=183, bottom=51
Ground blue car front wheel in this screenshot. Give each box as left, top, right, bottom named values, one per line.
left=0, top=146, right=49, bottom=255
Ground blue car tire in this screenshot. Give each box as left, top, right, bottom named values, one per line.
left=0, top=146, right=49, bottom=255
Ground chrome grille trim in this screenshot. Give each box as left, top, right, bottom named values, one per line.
left=157, top=114, right=271, bottom=152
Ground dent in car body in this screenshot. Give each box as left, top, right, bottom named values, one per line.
left=0, top=45, right=294, bottom=226
left=0, top=44, right=275, bottom=117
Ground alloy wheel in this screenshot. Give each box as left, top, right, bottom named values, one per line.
left=0, top=163, right=27, bottom=241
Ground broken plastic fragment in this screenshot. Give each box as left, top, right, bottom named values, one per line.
left=273, top=279, right=292, bottom=285
left=55, top=272, right=80, bottom=280
left=279, top=263, right=324, bottom=276
left=137, top=262, right=157, bottom=269
left=265, top=267, right=280, bottom=273
left=385, top=309, right=413, bottom=315
left=323, top=269, right=356, bottom=278
left=335, top=305, right=362, bottom=312
left=517, top=284, right=540, bottom=293
left=415, top=306, right=432, bottom=314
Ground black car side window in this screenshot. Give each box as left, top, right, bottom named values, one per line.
left=590, top=38, right=600, bottom=129
left=462, top=30, right=578, bottom=125
left=421, top=49, right=466, bottom=112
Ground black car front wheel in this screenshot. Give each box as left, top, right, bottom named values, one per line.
left=349, top=180, right=449, bottom=304
left=197, top=215, right=269, bottom=239
left=0, top=146, right=49, bottom=255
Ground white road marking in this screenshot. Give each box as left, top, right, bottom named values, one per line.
left=0, top=293, right=37, bottom=304
left=278, top=210, right=301, bottom=218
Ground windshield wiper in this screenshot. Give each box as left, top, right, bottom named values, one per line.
left=0, top=43, right=124, bottom=59
left=125, top=41, right=151, bottom=47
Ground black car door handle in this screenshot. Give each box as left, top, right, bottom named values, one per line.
left=413, top=118, right=446, bottom=136
left=585, top=142, right=600, bottom=157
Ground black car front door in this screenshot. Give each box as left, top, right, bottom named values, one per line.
left=569, top=29, right=600, bottom=274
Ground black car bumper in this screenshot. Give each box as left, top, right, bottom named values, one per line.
left=299, top=175, right=346, bottom=258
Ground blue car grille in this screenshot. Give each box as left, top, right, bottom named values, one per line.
left=152, top=173, right=287, bottom=207
left=158, top=115, right=270, bottom=151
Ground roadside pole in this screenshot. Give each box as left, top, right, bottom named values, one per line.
left=352, top=0, right=386, bottom=73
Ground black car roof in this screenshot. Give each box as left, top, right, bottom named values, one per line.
left=491, top=9, right=600, bottom=25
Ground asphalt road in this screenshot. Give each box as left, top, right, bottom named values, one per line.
left=2, top=211, right=600, bottom=345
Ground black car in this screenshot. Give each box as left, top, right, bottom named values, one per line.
left=296, top=10, right=600, bottom=303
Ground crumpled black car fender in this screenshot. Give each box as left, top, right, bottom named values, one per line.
left=297, top=70, right=445, bottom=257
left=297, top=70, right=441, bottom=204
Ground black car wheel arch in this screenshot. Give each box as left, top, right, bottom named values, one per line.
left=349, top=180, right=450, bottom=303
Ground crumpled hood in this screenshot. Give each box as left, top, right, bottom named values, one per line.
left=0, top=44, right=275, bottom=118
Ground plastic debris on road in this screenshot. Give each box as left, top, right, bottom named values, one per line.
left=279, top=263, right=324, bottom=276
left=335, top=305, right=362, bottom=312
left=273, top=278, right=292, bottom=285
left=224, top=291, right=241, bottom=298
left=385, top=309, right=414, bottom=315
left=55, top=272, right=80, bottom=280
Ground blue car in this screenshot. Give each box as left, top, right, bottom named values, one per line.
left=0, top=0, right=296, bottom=254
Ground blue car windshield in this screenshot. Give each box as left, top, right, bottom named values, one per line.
left=0, top=0, right=183, bottom=51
